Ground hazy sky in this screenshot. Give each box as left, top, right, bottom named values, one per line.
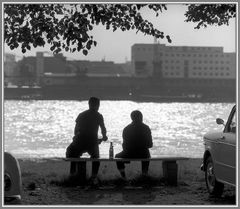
left=4, top=4, right=236, bottom=63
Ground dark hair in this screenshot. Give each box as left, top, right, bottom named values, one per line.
left=88, top=97, right=100, bottom=108
left=131, top=110, right=143, bottom=122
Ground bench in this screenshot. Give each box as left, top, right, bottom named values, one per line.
left=63, top=157, right=189, bottom=186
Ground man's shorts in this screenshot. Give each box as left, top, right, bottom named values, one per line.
left=66, top=140, right=99, bottom=158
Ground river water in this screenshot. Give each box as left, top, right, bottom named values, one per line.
left=3, top=100, right=234, bottom=158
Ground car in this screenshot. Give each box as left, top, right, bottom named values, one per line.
left=4, top=152, right=22, bottom=204
left=201, top=105, right=236, bottom=197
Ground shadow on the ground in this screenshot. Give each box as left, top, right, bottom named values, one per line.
left=49, top=175, right=236, bottom=205
left=50, top=174, right=168, bottom=187
left=20, top=173, right=236, bottom=205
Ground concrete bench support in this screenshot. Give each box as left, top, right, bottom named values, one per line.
left=70, top=161, right=87, bottom=180
left=162, top=160, right=178, bottom=186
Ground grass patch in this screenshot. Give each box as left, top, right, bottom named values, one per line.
left=21, top=171, right=37, bottom=177
left=50, top=174, right=89, bottom=187
left=129, top=175, right=165, bottom=187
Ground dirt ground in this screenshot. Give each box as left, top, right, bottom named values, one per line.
left=5, top=158, right=236, bottom=206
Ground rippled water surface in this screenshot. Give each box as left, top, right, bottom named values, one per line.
left=4, top=100, right=234, bottom=158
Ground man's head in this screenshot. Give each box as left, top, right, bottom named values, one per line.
left=88, top=97, right=100, bottom=111
left=131, top=110, right=143, bottom=123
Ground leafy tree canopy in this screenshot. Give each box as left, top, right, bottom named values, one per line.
left=4, top=3, right=236, bottom=55
left=4, top=4, right=170, bottom=55
left=185, top=4, right=236, bottom=29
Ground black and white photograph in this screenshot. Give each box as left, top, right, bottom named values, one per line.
left=2, top=1, right=238, bottom=206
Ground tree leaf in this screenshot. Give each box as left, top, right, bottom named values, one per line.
left=22, top=48, right=26, bottom=53
left=83, top=49, right=88, bottom=55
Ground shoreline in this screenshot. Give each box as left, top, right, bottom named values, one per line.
left=4, top=97, right=235, bottom=103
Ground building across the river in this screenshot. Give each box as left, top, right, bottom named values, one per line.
left=4, top=43, right=236, bottom=102
left=131, top=43, right=236, bottom=79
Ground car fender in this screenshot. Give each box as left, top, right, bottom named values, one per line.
left=4, top=152, right=22, bottom=200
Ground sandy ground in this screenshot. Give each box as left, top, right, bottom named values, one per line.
left=5, top=158, right=236, bottom=206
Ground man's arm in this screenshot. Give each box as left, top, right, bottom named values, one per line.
left=122, top=127, right=128, bottom=150
left=99, top=114, right=107, bottom=141
left=146, top=126, right=153, bottom=148
left=74, top=113, right=82, bottom=136
left=74, top=122, right=79, bottom=136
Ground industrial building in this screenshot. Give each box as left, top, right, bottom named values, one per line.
left=131, top=43, right=236, bottom=79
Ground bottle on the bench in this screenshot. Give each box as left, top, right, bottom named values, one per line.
left=109, top=142, right=114, bottom=159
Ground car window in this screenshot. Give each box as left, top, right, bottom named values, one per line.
left=224, top=106, right=236, bottom=133
left=229, top=111, right=236, bottom=133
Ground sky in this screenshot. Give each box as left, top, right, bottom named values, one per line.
left=4, top=4, right=236, bottom=63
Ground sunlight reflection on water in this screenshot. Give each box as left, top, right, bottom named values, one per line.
left=4, top=100, right=234, bottom=158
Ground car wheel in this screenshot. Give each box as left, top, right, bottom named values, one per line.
left=205, top=156, right=224, bottom=197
